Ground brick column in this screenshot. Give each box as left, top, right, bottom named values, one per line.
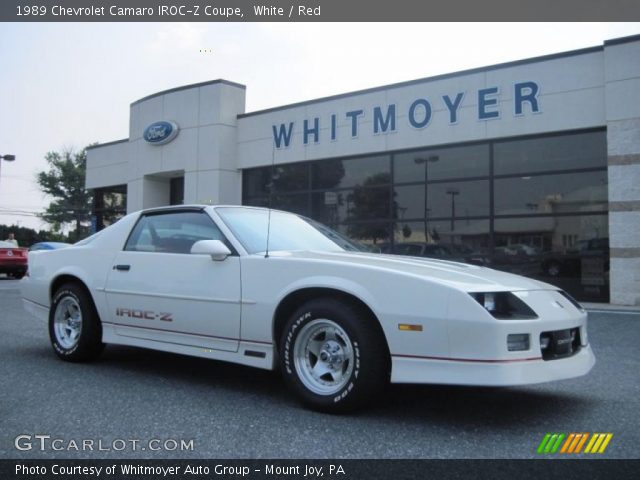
left=605, top=36, right=640, bottom=305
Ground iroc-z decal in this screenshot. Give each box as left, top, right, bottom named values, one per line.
left=116, top=308, right=173, bottom=322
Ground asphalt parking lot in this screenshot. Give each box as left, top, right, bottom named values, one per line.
left=1, top=277, right=639, bottom=459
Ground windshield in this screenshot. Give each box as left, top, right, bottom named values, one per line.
left=216, top=207, right=366, bottom=254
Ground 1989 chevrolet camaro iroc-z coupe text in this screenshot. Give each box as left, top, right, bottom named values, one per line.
left=21, top=205, right=595, bottom=412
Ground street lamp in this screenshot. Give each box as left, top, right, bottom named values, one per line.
left=0, top=154, right=16, bottom=188
left=446, top=187, right=460, bottom=231
left=414, top=155, right=439, bottom=242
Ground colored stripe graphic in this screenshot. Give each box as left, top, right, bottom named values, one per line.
left=537, top=434, right=552, bottom=454
left=560, top=433, right=575, bottom=453
left=537, top=433, right=565, bottom=454
left=584, top=433, right=598, bottom=453
left=545, top=434, right=558, bottom=453
left=598, top=434, right=613, bottom=453
left=541, top=433, right=613, bottom=454
left=551, top=434, right=565, bottom=453
left=585, top=433, right=614, bottom=454
left=574, top=433, right=589, bottom=453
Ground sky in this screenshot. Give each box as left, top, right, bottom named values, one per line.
left=0, top=22, right=639, bottom=232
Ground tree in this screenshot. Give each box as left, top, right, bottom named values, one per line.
left=37, top=147, right=93, bottom=241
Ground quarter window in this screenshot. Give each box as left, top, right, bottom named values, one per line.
left=125, top=211, right=229, bottom=254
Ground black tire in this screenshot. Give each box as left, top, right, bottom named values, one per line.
left=49, top=283, right=104, bottom=362
left=279, top=297, right=389, bottom=413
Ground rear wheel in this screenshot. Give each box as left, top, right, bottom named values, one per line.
left=49, top=283, right=104, bottom=362
left=280, top=298, right=389, bottom=413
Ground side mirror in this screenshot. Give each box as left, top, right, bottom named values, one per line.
left=190, top=240, right=232, bottom=261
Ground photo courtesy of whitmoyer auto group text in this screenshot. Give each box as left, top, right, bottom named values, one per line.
left=1, top=2, right=639, bottom=479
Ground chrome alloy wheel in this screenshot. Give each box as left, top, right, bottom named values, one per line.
left=53, top=296, right=83, bottom=349
left=293, top=319, right=355, bottom=395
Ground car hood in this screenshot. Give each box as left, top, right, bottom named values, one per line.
left=268, top=250, right=555, bottom=292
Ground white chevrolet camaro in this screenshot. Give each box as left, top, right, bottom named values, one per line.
left=21, top=205, right=595, bottom=412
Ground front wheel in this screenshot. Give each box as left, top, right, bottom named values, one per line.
left=49, top=283, right=104, bottom=362
left=280, top=298, right=389, bottom=413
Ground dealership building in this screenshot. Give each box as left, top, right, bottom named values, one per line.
left=86, top=34, right=640, bottom=305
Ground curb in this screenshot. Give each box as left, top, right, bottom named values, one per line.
left=583, top=302, right=640, bottom=314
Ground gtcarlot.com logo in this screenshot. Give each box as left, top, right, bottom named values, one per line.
left=14, top=434, right=195, bottom=452
left=537, top=432, right=613, bottom=454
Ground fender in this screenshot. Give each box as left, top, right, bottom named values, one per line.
left=271, top=275, right=387, bottom=348
left=49, top=265, right=110, bottom=326
left=275, top=275, right=383, bottom=317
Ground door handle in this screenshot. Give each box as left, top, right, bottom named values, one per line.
left=113, top=264, right=131, bottom=271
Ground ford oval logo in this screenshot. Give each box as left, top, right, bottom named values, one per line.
left=143, top=120, right=179, bottom=145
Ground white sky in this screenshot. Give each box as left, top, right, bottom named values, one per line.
left=0, top=22, right=639, bottom=231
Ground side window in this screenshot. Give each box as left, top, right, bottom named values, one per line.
left=125, top=211, right=229, bottom=254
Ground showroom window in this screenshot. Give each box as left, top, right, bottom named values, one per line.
left=311, top=155, right=390, bottom=189
left=394, top=143, right=490, bottom=183
left=242, top=129, right=609, bottom=301
left=493, top=130, right=607, bottom=175
left=92, top=185, right=127, bottom=232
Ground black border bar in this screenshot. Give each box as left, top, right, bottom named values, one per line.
left=5, top=459, right=640, bottom=480
left=2, top=0, right=640, bottom=21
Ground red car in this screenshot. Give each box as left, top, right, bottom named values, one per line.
left=0, top=240, right=28, bottom=278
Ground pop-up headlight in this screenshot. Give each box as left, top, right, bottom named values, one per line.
left=558, top=290, right=585, bottom=312
left=470, top=292, right=538, bottom=320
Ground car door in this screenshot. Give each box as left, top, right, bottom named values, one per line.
left=104, top=209, right=241, bottom=352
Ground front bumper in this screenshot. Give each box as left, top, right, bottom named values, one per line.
left=391, top=343, right=595, bottom=386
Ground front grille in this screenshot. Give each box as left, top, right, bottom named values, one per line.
left=540, top=328, right=581, bottom=361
